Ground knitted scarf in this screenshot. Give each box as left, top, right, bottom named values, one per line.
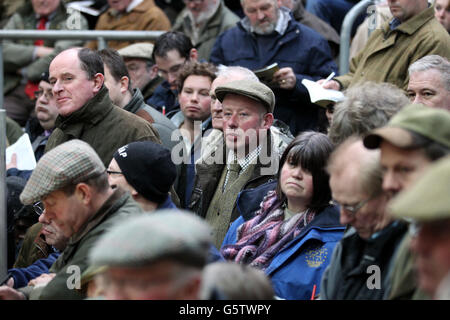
left=221, top=190, right=315, bottom=271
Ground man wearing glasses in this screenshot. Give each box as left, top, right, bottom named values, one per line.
left=146, top=31, right=198, bottom=117
left=6, top=72, right=58, bottom=181
left=320, top=136, right=409, bottom=299
left=0, top=140, right=143, bottom=300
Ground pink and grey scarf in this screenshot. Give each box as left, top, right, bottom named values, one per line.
left=221, top=190, right=315, bottom=271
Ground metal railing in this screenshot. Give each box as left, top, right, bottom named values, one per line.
left=0, top=29, right=164, bottom=279
left=339, top=0, right=375, bottom=75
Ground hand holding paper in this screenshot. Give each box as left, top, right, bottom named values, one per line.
left=6, top=134, right=36, bottom=171
left=302, top=79, right=345, bottom=107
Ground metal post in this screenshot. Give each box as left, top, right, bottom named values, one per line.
left=339, top=0, right=374, bottom=75
left=97, top=37, right=107, bottom=50
left=0, top=45, right=6, bottom=277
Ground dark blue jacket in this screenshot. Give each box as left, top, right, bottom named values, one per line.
left=146, top=80, right=180, bottom=117
left=9, top=252, right=59, bottom=288
left=221, top=180, right=345, bottom=300
left=158, top=199, right=224, bottom=263
left=210, top=16, right=338, bottom=135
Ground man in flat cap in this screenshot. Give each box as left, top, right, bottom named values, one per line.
left=107, top=141, right=178, bottom=211
left=88, top=210, right=212, bottom=299
left=0, top=140, right=143, bottom=300
left=117, top=42, right=164, bottom=101
left=189, top=80, right=288, bottom=248
left=389, top=156, right=450, bottom=299
left=363, top=103, right=450, bottom=299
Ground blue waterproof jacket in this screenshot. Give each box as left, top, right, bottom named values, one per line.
left=9, top=252, right=59, bottom=288
left=210, top=12, right=338, bottom=135
left=222, top=180, right=345, bottom=300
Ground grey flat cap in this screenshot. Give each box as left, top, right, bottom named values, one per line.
left=117, top=42, right=154, bottom=60
left=20, top=140, right=105, bottom=204
left=89, top=210, right=213, bottom=268
left=215, top=79, right=275, bottom=113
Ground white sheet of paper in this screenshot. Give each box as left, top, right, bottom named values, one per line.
left=6, top=134, right=37, bottom=171
left=301, top=79, right=345, bottom=107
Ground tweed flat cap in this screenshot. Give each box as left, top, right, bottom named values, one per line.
left=20, top=140, right=105, bottom=205
left=118, top=42, right=154, bottom=61
left=389, top=156, right=450, bottom=221
left=215, top=79, right=275, bottom=113
left=364, top=103, right=450, bottom=150
left=89, top=210, right=213, bottom=268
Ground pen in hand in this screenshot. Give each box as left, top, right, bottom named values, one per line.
left=321, top=72, right=336, bottom=88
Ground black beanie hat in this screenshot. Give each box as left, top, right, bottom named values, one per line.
left=113, top=141, right=176, bottom=204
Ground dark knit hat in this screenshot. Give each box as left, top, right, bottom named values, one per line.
left=113, top=141, right=176, bottom=204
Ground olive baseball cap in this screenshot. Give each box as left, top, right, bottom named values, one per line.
left=20, top=140, right=105, bottom=205
left=118, top=42, right=154, bottom=61
left=364, top=103, right=450, bottom=150
left=389, top=156, right=450, bottom=221
left=89, top=210, right=213, bottom=268
left=215, top=79, right=275, bottom=113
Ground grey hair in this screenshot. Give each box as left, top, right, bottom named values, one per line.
left=216, top=65, right=259, bottom=82
left=408, top=55, right=450, bottom=91
left=199, top=261, right=275, bottom=300
left=328, top=82, right=409, bottom=146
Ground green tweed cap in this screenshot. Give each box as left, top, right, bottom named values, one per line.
left=118, top=42, right=154, bottom=61
left=20, top=139, right=105, bottom=205
left=390, top=156, right=450, bottom=221
left=89, top=210, right=213, bottom=268
left=364, top=103, right=450, bottom=149
left=215, top=79, right=275, bottom=113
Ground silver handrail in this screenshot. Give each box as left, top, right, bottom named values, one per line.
left=339, top=0, right=375, bottom=75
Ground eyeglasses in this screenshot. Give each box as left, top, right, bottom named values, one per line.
left=331, top=197, right=372, bottom=217
left=34, top=89, right=53, bottom=100
left=33, top=201, right=44, bottom=216
left=106, top=170, right=123, bottom=176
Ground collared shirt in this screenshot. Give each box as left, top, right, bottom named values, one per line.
left=389, top=18, right=402, bottom=30
left=222, top=144, right=262, bottom=190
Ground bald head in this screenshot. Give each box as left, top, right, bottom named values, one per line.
left=328, top=136, right=388, bottom=239
left=49, top=48, right=104, bottom=116
left=328, top=136, right=383, bottom=206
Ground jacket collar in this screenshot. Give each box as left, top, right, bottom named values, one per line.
left=383, top=6, right=435, bottom=36
left=55, top=86, right=114, bottom=130
left=124, top=88, right=144, bottom=114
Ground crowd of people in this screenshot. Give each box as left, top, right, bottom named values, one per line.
left=1, top=0, right=450, bottom=301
